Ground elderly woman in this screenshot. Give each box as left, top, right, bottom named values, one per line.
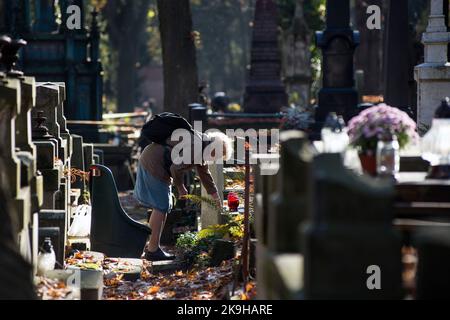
left=134, top=130, right=233, bottom=261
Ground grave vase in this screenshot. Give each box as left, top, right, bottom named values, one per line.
left=359, top=151, right=377, bottom=176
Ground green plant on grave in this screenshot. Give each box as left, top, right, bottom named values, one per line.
left=175, top=231, right=198, bottom=251
left=175, top=214, right=244, bottom=267
left=176, top=232, right=217, bottom=267
left=198, top=214, right=245, bottom=241
left=183, top=194, right=223, bottom=214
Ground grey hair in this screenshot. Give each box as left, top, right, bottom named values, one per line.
left=206, top=131, right=234, bottom=161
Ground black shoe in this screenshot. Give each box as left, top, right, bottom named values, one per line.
left=144, top=248, right=176, bottom=262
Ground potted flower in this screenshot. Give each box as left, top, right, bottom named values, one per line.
left=347, top=104, right=418, bottom=175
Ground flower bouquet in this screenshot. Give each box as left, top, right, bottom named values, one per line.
left=280, top=106, right=313, bottom=132
left=347, top=104, right=418, bottom=175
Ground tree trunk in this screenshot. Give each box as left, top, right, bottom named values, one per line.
left=117, top=38, right=138, bottom=113
left=103, top=0, right=151, bottom=113
left=157, top=0, right=199, bottom=118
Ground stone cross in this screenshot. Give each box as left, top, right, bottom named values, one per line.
left=315, top=0, right=359, bottom=125
left=415, top=0, right=450, bottom=128
left=244, top=0, right=288, bottom=113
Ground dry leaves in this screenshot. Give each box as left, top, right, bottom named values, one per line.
left=103, top=259, right=242, bottom=300
left=35, top=277, right=73, bottom=300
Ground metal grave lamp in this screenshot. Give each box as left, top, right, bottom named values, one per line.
left=421, top=98, right=450, bottom=179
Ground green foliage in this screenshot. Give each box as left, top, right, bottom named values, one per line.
left=92, top=0, right=328, bottom=111
left=175, top=231, right=198, bottom=251
left=191, top=0, right=253, bottom=101
left=184, top=194, right=222, bottom=214
left=176, top=231, right=217, bottom=267
left=175, top=214, right=244, bottom=267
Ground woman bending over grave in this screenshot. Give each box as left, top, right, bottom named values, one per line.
left=134, top=116, right=233, bottom=261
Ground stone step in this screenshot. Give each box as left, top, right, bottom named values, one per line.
left=151, top=260, right=182, bottom=274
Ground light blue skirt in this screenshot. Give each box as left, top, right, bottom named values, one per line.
left=134, top=164, right=173, bottom=213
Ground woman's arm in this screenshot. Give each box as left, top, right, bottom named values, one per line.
left=170, top=163, right=192, bottom=197
left=196, top=165, right=218, bottom=195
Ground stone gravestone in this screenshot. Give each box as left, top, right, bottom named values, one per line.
left=268, top=130, right=314, bottom=253
left=416, top=228, right=450, bottom=299
left=16, top=75, right=42, bottom=270
left=302, top=153, right=403, bottom=300
left=55, top=83, right=73, bottom=164
left=0, top=36, right=36, bottom=299
left=200, top=163, right=226, bottom=229
left=415, top=0, right=450, bottom=128
left=254, top=132, right=312, bottom=300
left=32, top=109, right=60, bottom=210
left=0, top=69, right=32, bottom=259
left=253, top=153, right=280, bottom=299
left=244, top=0, right=288, bottom=113
left=71, top=135, right=86, bottom=191
left=34, top=83, right=64, bottom=161
left=315, top=0, right=359, bottom=124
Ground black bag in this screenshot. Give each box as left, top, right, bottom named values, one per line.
left=141, top=112, right=194, bottom=145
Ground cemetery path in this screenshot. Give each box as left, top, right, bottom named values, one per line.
left=103, top=258, right=256, bottom=300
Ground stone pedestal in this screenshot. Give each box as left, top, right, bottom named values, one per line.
left=415, top=0, right=450, bottom=128
left=268, top=131, right=313, bottom=253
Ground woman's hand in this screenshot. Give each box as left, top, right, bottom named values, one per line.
left=210, top=192, right=223, bottom=211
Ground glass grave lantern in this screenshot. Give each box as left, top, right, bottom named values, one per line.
left=421, top=98, right=450, bottom=179
left=321, top=112, right=350, bottom=153
left=227, top=192, right=240, bottom=212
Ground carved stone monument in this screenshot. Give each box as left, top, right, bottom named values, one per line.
left=281, top=0, right=312, bottom=108
left=244, top=0, right=288, bottom=113
left=315, top=0, right=359, bottom=124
